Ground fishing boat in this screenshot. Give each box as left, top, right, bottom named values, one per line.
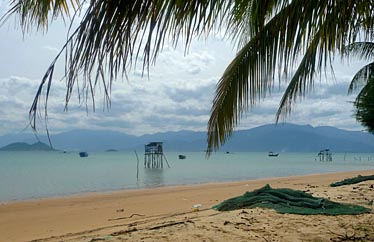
left=79, top=152, right=88, bottom=157
left=268, top=151, right=279, bottom=157
left=178, top=154, right=186, bottom=159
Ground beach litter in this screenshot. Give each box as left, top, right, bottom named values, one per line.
left=89, top=235, right=112, bottom=241
left=192, top=204, right=202, bottom=212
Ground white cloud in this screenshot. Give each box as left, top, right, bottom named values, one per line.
left=0, top=7, right=370, bottom=136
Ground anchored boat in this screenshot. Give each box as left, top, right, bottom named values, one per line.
left=268, top=152, right=279, bottom=157
left=79, top=152, right=88, bottom=157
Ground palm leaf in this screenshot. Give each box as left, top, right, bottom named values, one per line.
left=276, top=33, right=321, bottom=120
left=344, top=42, right=374, bottom=60
left=343, top=42, right=374, bottom=93
left=353, top=78, right=374, bottom=133
left=1, top=0, right=79, bottom=31
left=207, top=0, right=324, bottom=152
left=226, top=0, right=286, bottom=48
left=347, top=62, right=374, bottom=94
left=23, top=0, right=233, bottom=129
left=208, top=0, right=374, bottom=152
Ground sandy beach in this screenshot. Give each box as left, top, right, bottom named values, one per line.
left=1, top=170, right=373, bottom=242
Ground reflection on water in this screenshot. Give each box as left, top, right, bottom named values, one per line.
left=142, top=168, right=165, bottom=188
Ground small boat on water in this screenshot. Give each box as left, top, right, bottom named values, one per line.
left=178, top=155, right=186, bottom=159
left=268, top=152, right=279, bottom=157
left=79, top=152, right=88, bottom=157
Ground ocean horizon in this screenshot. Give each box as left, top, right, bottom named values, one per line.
left=0, top=151, right=373, bottom=203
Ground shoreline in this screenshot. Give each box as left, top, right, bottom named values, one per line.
left=1, top=168, right=372, bottom=205
left=1, top=170, right=373, bottom=241
left=2, top=151, right=373, bottom=205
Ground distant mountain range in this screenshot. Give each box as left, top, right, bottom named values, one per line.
left=0, top=123, right=373, bottom=152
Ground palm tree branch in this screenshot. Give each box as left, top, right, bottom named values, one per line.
left=207, top=0, right=312, bottom=153
left=207, top=0, right=374, bottom=153
left=207, top=0, right=327, bottom=152
left=348, top=62, right=374, bottom=94
left=1, top=0, right=79, bottom=31
left=276, top=1, right=374, bottom=120
left=353, top=77, right=374, bottom=133
left=276, top=33, right=320, bottom=120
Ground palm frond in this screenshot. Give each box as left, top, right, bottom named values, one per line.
left=274, top=1, right=374, bottom=119
left=344, top=42, right=374, bottom=60
left=226, top=0, right=287, bottom=48
left=1, top=0, right=79, bottom=32
left=353, top=78, right=374, bottom=133
left=274, top=0, right=356, bottom=117
left=207, top=0, right=374, bottom=153
left=207, top=37, right=266, bottom=153
left=26, top=0, right=232, bottom=129
left=207, top=0, right=323, bottom=152
left=343, top=42, right=374, bottom=93
left=276, top=33, right=321, bottom=120
left=348, top=62, right=374, bottom=94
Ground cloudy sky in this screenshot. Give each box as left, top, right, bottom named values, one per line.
left=0, top=4, right=368, bottom=136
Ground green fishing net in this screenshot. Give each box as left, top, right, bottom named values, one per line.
left=330, top=175, right=374, bottom=187
left=213, top=184, right=370, bottom=215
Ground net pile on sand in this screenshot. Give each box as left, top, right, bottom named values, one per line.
left=213, top=184, right=370, bottom=215
left=330, top=174, right=374, bottom=187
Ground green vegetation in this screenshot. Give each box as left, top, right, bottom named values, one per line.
left=347, top=44, right=374, bottom=133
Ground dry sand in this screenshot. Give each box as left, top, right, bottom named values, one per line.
left=1, top=170, right=374, bottom=242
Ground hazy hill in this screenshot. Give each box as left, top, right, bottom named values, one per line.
left=220, top=124, right=374, bottom=152
left=0, top=141, right=54, bottom=151
left=0, top=123, right=373, bottom=152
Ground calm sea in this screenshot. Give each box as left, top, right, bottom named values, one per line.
left=0, top=151, right=373, bottom=203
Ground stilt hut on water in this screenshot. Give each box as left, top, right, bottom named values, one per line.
left=144, top=142, right=170, bottom=168
left=318, top=149, right=332, bottom=162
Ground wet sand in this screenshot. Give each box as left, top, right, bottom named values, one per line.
left=1, top=170, right=373, bottom=241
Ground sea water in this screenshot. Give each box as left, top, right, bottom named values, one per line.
left=0, top=151, right=373, bottom=203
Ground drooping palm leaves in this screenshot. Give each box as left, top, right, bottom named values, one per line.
left=344, top=42, right=374, bottom=133
left=1, top=0, right=79, bottom=32
left=353, top=80, right=374, bottom=133
left=346, top=42, right=374, bottom=92
left=4, top=0, right=232, bottom=129
left=208, top=0, right=374, bottom=153
left=2, top=0, right=374, bottom=153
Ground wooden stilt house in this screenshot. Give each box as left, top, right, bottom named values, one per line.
left=318, top=149, right=332, bottom=162
left=144, top=142, right=164, bottom=168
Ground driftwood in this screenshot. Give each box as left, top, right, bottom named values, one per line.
left=223, top=221, right=246, bottom=226
left=90, top=238, right=107, bottom=242
left=90, top=238, right=105, bottom=242
left=110, top=227, right=138, bottom=236
left=108, top=213, right=145, bottom=221
left=149, top=220, right=194, bottom=230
